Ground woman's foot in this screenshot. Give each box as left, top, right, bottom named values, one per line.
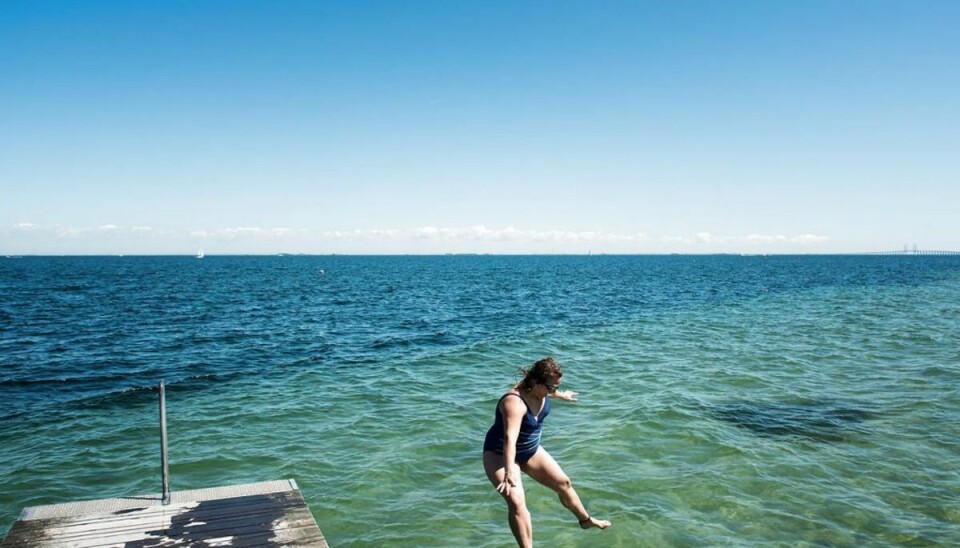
left=578, top=515, right=611, bottom=529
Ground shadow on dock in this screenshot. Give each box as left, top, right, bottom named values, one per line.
left=125, top=492, right=293, bottom=548
left=0, top=480, right=328, bottom=547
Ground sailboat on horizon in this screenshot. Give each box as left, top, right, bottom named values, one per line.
left=196, top=248, right=205, bottom=259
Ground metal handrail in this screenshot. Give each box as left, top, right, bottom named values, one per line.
left=159, top=380, right=171, bottom=505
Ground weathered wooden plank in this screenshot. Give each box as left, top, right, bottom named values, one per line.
left=9, top=490, right=306, bottom=530
left=4, top=501, right=303, bottom=544
left=1, top=481, right=328, bottom=548
left=249, top=533, right=331, bottom=548
left=20, top=515, right=323, bottom=548
left=17, top=480, right=299, bottom=521
left=204, top=521, right=328, bottom=548
left=5, top=506, right=319, bottom=548
left=3, top=514, right=329, bottom=548
left=8, top=492, right=309, bottom=538
left=80, top=508, right=318, bottom=547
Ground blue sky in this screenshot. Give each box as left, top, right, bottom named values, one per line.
left=2, top=1, right=958, bottom=254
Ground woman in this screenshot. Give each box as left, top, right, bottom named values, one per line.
left=482, top=357, right=611, bottom=547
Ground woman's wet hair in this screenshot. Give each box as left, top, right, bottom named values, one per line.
left=517, top=357, right=563, bottom=392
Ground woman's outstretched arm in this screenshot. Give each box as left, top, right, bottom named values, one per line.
left=549, top=389, right=578, bottom=402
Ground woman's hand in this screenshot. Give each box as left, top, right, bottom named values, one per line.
left=496, top=468, right=517, bottom=495
left=552, top=389, right=579, bottom=402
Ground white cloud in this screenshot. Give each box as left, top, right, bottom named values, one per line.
left=792, top=233, right=830, bottom=244
left=223, top=227, right=263, bottom=237
left=368, top=229, right=400, bottom=238
left=743, top=233, right=830, bottom=245
left=405, top=226, right=647, bottom=244
left=57, top=226, right=91, bottom=238
left=657, top=232, right=830, bottom=249
left=493, top=227, right=524, bottom=241
left=2, top=222, right=831, bottom=253
left=318, top=229, right=399, bottom=240
left=696, top=232, right=725, bottom=243
left=413, top=226, right=441, bottom=239
left=192, top=227, right=278, bottom=239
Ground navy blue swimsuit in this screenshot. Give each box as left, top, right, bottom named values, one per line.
left=483, top=393, right=551, bottom=464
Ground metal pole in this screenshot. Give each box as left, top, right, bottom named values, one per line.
left=159, top=380, right=171, bottom=505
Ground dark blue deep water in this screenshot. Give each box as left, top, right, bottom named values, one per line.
left=2, top=255, right=959, bottom=545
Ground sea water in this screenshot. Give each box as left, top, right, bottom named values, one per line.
left=1, top=255, right=958, bottom=546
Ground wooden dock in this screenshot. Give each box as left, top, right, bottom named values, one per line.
left=1, top=479, right=328, bottom=547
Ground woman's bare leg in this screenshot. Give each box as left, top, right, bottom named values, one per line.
left=483, top=451, right=533, bottom=547
left=521, top=447, right=611, bottom=530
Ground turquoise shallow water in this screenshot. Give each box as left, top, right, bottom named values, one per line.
left=1, top=256, right=959, bottom=546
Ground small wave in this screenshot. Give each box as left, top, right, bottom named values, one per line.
left=167, top=372, right=249, bottom=396
left=420, top=330, right=460, bottom=346
left=52, top=284, right=94, bottom=293
left=0, top=408, right=27, bottom=422
left=922, top=365, right=959, bottom=378
left=0, top=372, right=244, bottom=421
left=0, top=371, right=134, bottom=388
left=372, top=336, right=412, bottom=349
left=189, top=333, right=246, bottom=345
left=372, top=331, right=460, bottom=350
left=68, top=383, right=157, bottom=409
left=283, top=347, right=335, bottom=368
left=399, top=318, right=431, bottom=328
left=64, top=371, right=247, bottom=411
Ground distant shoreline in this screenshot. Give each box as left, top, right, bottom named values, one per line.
left=5, top=252, right=960, bottom=258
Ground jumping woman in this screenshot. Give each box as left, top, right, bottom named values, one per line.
left=482, top=357, right=611, bottom=547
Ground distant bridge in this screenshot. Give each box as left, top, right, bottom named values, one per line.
left=863, top=250, right=960, bottom=256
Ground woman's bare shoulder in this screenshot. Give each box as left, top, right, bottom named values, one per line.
left=500, top=391, right=526, bottom=415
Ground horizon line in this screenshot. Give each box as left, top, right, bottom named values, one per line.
left=6, top=251, right=960, bottom=258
